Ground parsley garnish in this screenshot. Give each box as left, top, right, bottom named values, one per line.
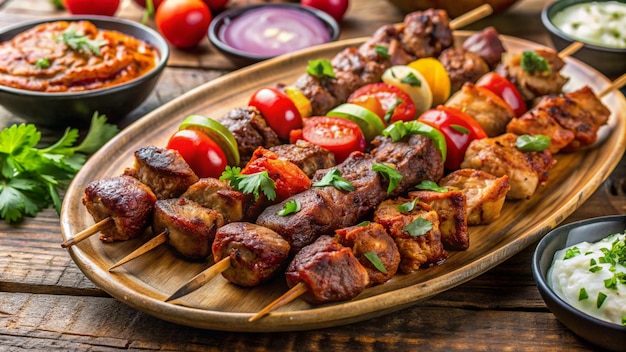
left=0, top=112, right=118, bottom=223
left=59, top=27, right=107, bottom=56
left=400, top=72, right=421, bottom=87
left=219, top=166, right=276, bottom=201
left=357, top=221, right=370, bottom=226
left=516, top=134, right=551, bottom=152
left=403, top=217, right=432, bottom=237
left=374, top=45, right=391, bottom=59
left=372, top=163, right=402, bottom=194
left=312, top=169, right=355, bottom=191
left=364, top=251, right=388, bottom=273
left=415, top=180, right=447, bottom=193
left=277, top=199, right=300, bottom=216
left=306, top=59, right=335, bottom=78
left=397, top=198, right=418, bottom=213
left=520, top=50, right=551, bottom=75
left=35, top=57, right=50, bottom=69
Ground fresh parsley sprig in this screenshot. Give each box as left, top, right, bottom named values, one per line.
left=372, top=163, right=402, bottom=194
left=312, top=169, right=355, bottom=191
left=0, top=112, right=118, bottom=223
left=59, top=27, right=107, bottom=56
left=520, top=50, right=551, bottom=76
left=306, top=59, right=335, bottom=79
left=278, top=199, right=300, bottom=216
left=220, top=166, right=276, bottom=201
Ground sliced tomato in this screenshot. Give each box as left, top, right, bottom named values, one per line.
left=242, top=147, right=311, bottom=203
left=348, top=83, right=416, bottom=124
left=326, top=103, right=385, bottom=142
left=166, top=129, right=228, bottom=178
left=249, top=87, right=303, bottom=141
left=476, top=72, right=527, bottom=117
left=178, top=114, right=240, bottom=166
left=300, top=116, right=366, bottom=163
left=418, top=106, right=487, bottom=170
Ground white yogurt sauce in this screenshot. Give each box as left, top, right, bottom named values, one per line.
left=548, top=232, right=626, bottom=326
left=552, top=1, right=626, bottom=48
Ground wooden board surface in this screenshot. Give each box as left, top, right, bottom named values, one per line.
left=58, top=33, right=626, bottom=332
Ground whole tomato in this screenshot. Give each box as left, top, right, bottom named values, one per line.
left=202, top=0, right=229, bottom=12
left=155, top=0, right=212, bottom=49
left=249, top=87, right=303, bottom=141
left=166, top=129, right=228, bottom=179
left=301, top=0, right=349, bottom=22
left=133, top=0, right=165, bottom=9
left=63, top=0, right=120, bottom=16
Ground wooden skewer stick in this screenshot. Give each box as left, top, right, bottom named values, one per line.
left=558, top=41, right=584, bottom=58
left=449, top=4, right=493, bottom=30
left=598, top=73, right=626, bottom=98
left=165, top=257, right=232, bottom=302
left=248, top=282, right=308, bottom=322
left=61, top=217, right=113, bottom=248
left=108, top=231, right=168, bottom=271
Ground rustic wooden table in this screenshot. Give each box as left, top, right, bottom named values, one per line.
left=1, top=0, right=624, bottom=350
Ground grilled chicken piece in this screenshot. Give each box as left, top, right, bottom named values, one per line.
left=83, top=175, right=156, bottom=242
left=438, top=169, right=510, bottom=226
left=506, top=86, right=611, bottom=153
left=180, top=178, right=248, bottom=223
left=212, top=222, right=290, bottom=287
left=257, top=152, right=388, bottom=253
left=462, top=26, right=506, bottom=69
left=152, top=198, right=225, bottom=260
left=438, top=47, right=490, bottom=93
left=460, top=133, right=556, bottom=200
left=497, top=49, right=568, bottom=101
left=408, top=189, right=469, bottom=250
left=219, top=107, right=281, bottom=164
left=285, top=235, right=370, bottom=304
left=269, top=140, right=336, bottom=179
left=445, top=82, right=516, bottom=137
left=374, top=198, right=447, bottom=273
left=124, top=146, right=198, bottom=200
left=335, top=222, right=400, bottom=285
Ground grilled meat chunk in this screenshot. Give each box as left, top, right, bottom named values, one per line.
left=335, top=222, right=400, bottom=286
left=506, top=86, right=611, bottom=153
left=180, top=178, right=248, bottom=223
left=257, top=152, right=388, bottom=253
left=497, top=49, right=568, bottom=101
left=326, top=47, right=388, bottom=103
left=269, top=140, right=336, bottom=178
left=408, top=189, right=469, bottom=250
left=461, top=133, right=556, bottom=200
left=285, top=235, right=370, bottom=304
left=446, top=82, right=515, bottom=137
left=152, top=198, right=225, bottom=260
left=83, top=175, right=156, bottom=242
left=212, top=222, right=290, bottom=287
left=438, top=169, right=510, bottom=226
left=219, top=107, right=281, bottom=164
left=370, top=134, right=445, bottom=197
left=374, top=198, right=447, bottom=273
left=438, top=47, right=490, bottom=93
left=401, top=9, right=453, bottom=59
left=124, top=146, right=198, bottom=200
left=293, top=74, right=339, bottom=117
left=359, top=24, right=408, bottom=66
left=462, top=26, right=506, bottom=69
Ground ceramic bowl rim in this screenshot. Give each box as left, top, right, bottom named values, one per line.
left=208, top=3, right=340, bottom=62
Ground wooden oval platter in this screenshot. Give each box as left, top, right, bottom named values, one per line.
left=60, top=32, right=626, bottom=332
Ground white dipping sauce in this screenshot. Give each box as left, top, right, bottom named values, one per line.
left=552, top=1, right=626, bottom=48
left=548, top=232, right=626, bottom=326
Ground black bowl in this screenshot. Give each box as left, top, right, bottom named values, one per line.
left=541, top=0, right=626, bottom=79
left=0, top=16, right=169, bottom=128
left=532, top=215, right=626, bottom=351
left=208, top=3, right=340, bottom=67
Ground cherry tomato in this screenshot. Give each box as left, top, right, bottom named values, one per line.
left=300, top=116, right=366, bottom=163
left=301, top=0, right=349, bottom=22
left=249, top=87, right=303, bottom=141
left=477, top=72, right=527, bottom=117
left=166, top=129, right=228, bottom=179
left=132, top=0, right=165, bottom=9
left=201, top=0, right=229, bottom=12
left=63, top=0, right=120, bottom=16
left=348, top=83, right=417, bottom=124
left=155, top=0, right=212, bottom=49
left=418, top=106, right=487, bottom=170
